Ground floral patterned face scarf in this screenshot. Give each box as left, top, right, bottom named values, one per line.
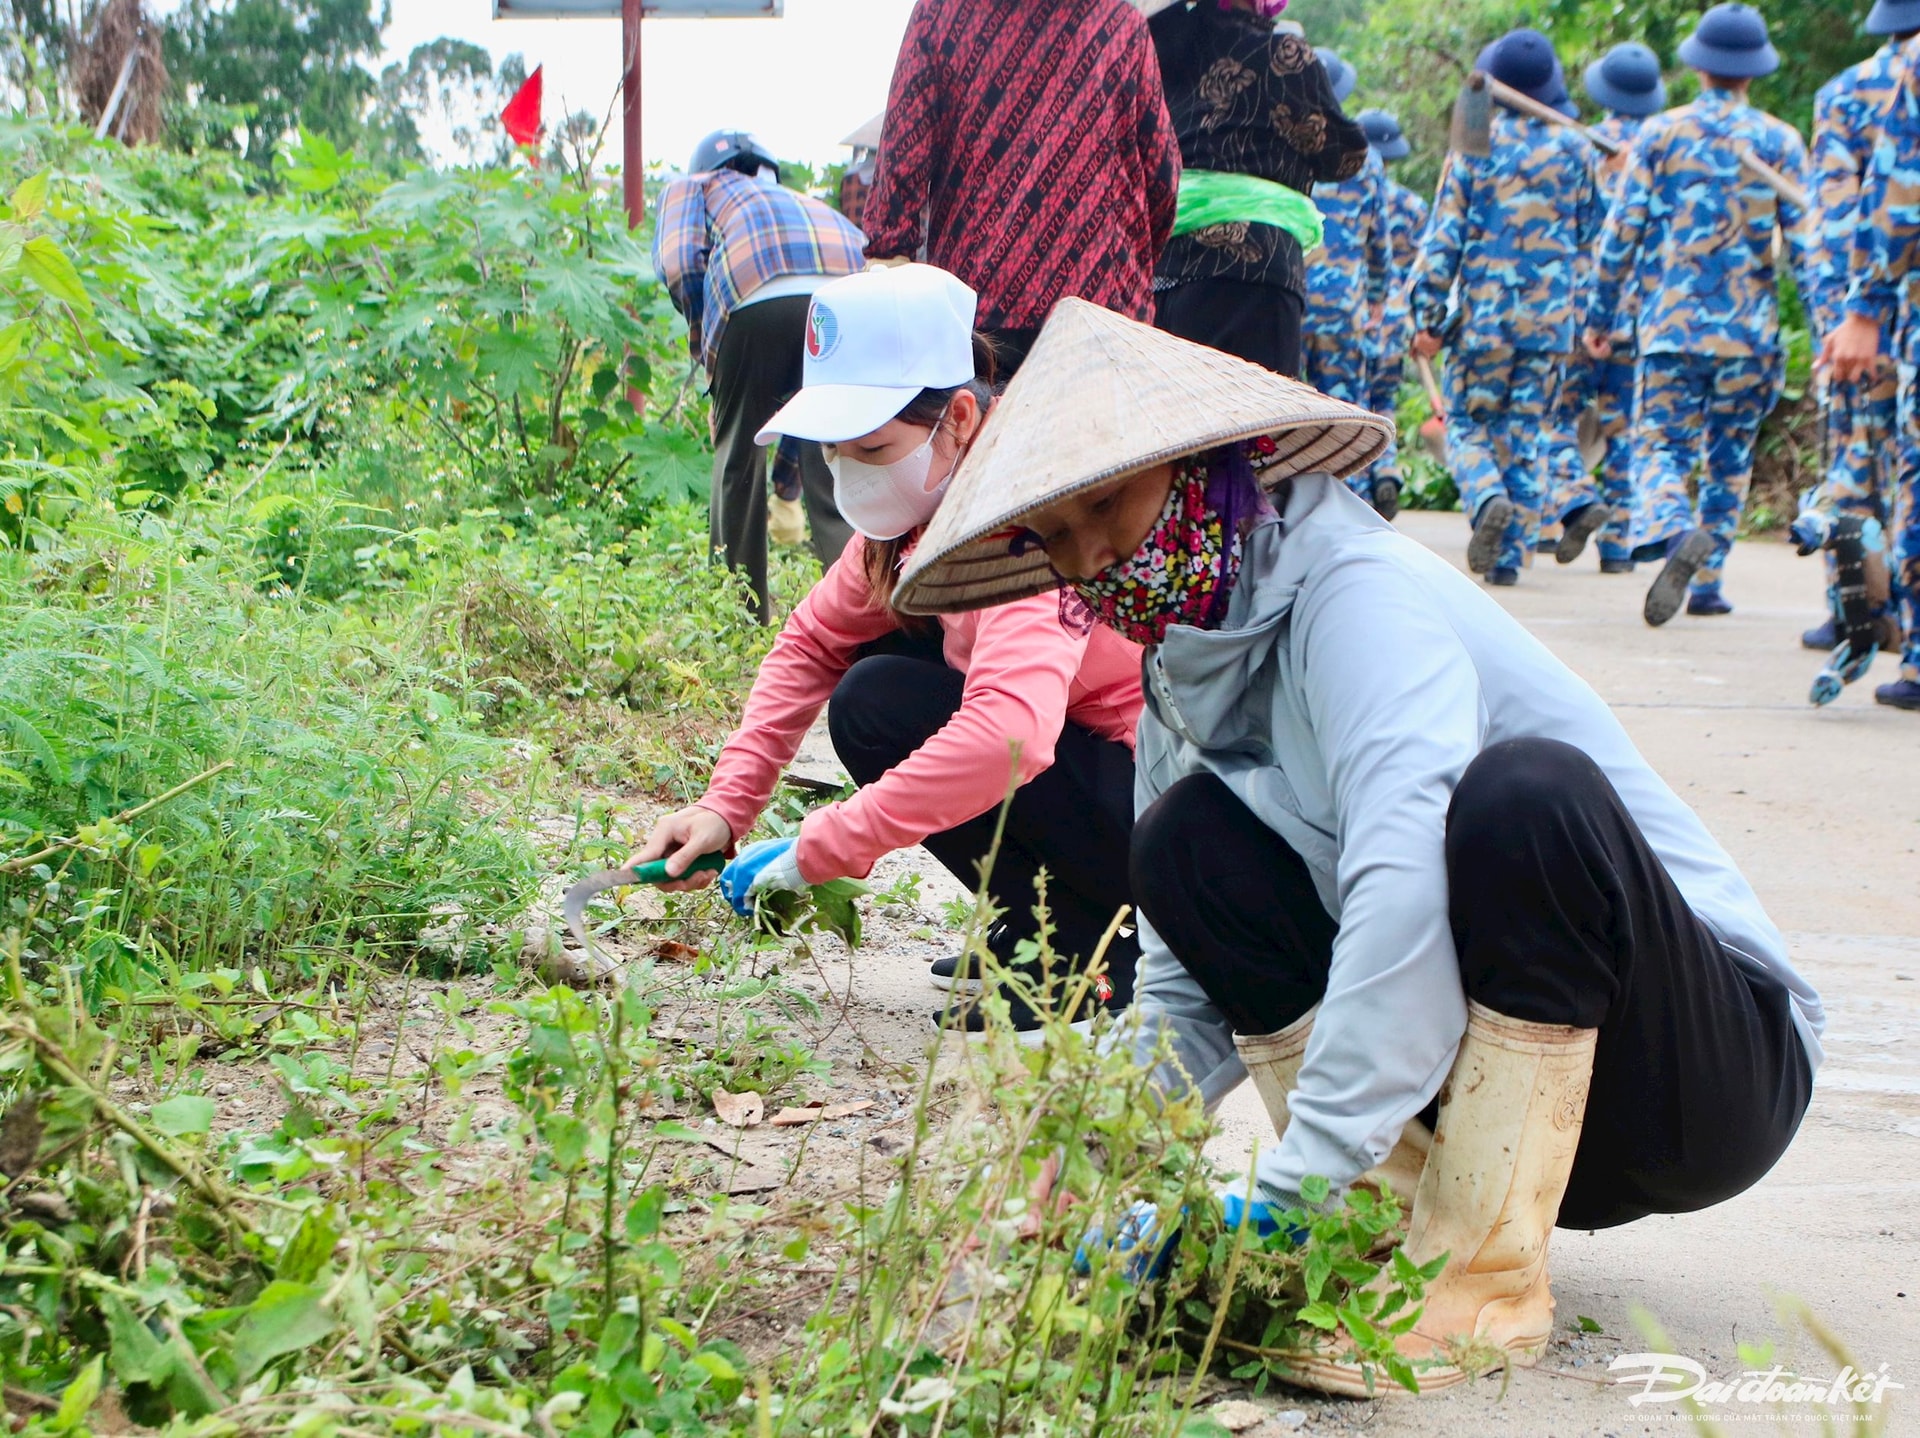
left=1070, top=451, right=1266, bottom=646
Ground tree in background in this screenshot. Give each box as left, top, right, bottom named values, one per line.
left=161, top=0, right=388, bottom=167
left=369, top=37, right=517, bottom=169
left=1, top=0, right=73, bottom=115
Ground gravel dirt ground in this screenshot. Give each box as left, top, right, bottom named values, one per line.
left=764, top=514, right=1920, bottom=1436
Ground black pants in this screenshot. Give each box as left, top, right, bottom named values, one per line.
left=1155, top=277, right=1305, bottom=379
left=1130, top=738, right=1812, bottom=1229
left=828, top=651, right=1139, bottom=1002
left=710, top=295, right=855, bottom=623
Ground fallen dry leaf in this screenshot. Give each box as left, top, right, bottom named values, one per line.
left=768, top=1099, right=877, bottom=1127
left=711, top=1088, right=764, bottom=1128
left=648, top=939, right=700, bottom=963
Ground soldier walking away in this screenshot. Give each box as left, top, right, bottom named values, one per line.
left=1358, top=107, right=1429, bottom=518
left=1798, top=0, right=1914, bottom=652
left=653, top=130, right=865, bottom=623
left=1409, top=28, right=1601, bottom=587
left=1822, top=16, right=1920, bottom=713
left=1145, top=0, right=1368, bottom=382
left=1581, top=43, right=1669, bottom=575
left=1300, top=49, right=1397, bottom=516
left=1536, top=60, right=1605, bottom=559
left=862, top=0, right=1180, bottom=377
left=1584, top=5, right=1816, bottom=627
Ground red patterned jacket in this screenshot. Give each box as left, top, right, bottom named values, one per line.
left=864, top=0, right=1180, bottom=330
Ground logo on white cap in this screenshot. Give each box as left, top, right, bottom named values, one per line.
left=754, top=263, right=980, bottom=449
left=806, top=303, right=841, bottom=362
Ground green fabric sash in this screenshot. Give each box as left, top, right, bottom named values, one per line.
left=1172, top=169, right=1324, bottom=254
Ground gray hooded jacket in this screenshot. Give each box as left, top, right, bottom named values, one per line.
left=1127, top=472, right=1825, bottom=1203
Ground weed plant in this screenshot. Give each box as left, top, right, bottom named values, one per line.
left=0, top=878, right=1439, bottom=1436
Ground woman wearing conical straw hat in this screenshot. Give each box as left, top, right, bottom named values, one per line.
left=892, top=300, right=1824, bottom=1394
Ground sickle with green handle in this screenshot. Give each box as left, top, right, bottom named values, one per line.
left=561, top=852, right=727, bottom=955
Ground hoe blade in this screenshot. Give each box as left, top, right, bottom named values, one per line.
left=1451, top=71, right=1492, bottom=157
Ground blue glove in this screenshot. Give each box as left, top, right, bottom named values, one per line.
left=1074, top=1200, right=1179, bottom=1282
left=1074, top=1190, right=1306, bottom=1283
left=1221, top=1190, right=1306, bottom=1244
left=717, top=837, right=804, bottom=917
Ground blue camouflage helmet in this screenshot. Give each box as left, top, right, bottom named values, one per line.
left=1316, top=47, right=1358, bottom=103
left=1866, top=0, right=1920, bottom=34
left=1485, top=28, right=1562, bottom=105
left=1357, top=108, right=1411, bottom=161
left=1584, top=42, right=1668, bottom=116
left=1677, top=4, right=1779, bottom=80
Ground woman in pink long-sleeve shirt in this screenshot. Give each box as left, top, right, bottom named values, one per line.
left=634, top=265, right=1144, bottom=1039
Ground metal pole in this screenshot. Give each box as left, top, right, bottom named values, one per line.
left=622, top=0, right=643, bottom=230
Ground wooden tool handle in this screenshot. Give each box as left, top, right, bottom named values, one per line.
left=1415, top=354, right=1446, bottom=416
left=1737, top=150, right=1811, bottom=211
left=1483, top=75, right=1623, bottom=156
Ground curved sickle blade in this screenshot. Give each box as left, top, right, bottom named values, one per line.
left=562, top=868, right=638, bottom=955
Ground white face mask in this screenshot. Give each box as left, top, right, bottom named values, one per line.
left=828, top=410, right=957, bottom=541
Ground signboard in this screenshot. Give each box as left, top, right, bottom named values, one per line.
left=493, top=1, right=782, bottom=16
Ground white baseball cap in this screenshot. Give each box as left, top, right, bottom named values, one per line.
left=755, top=263, right=978, bottom=446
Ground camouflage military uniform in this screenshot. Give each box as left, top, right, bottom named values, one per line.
left=1304, top=149, right=1391, bottom=498
left=1588, top=88, right=1816, bottom=599
left=1808, top=46, right=1904, bottom=620
left=1366, top=177, right=1431, bottom=480
left=1410, top=110, right=1601, bottom=574
left=1579, top=113, right=1652, bottom=566
left=1847, top=44, right=1920, bottom=689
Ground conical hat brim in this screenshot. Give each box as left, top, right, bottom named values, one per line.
left=892, top=299, right=1393, bottom=616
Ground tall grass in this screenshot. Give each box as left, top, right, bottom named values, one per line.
left=0, top=496, right=543, bottom=1002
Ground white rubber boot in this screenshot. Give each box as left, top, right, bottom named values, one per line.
left=1233, top=1006, right=1433, bottom=1210
left=1280, top=1000, right=1597, bottom=1396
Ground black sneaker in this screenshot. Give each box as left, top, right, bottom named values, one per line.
left=1643, top=529, right=1715, bottom=628
left=1599, top=557, right=1636, bottom=575
left=928, top=951, right=984, bottom=994
left=929, top=920, right=1028, bottom=994
left=1467, top=496, right=1514, bottom=575
left=1556, top=503, right=1607, bottom=565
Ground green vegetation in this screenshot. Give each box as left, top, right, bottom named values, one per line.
left=0, top=106, right=1440, bottom=1434
left=0, top=0, right=1871, bottom=1424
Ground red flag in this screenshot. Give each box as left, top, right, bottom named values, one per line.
left=501, top=66, right=543, bottom=149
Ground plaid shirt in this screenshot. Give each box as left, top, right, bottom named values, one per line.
left=652, top=170, right=867, bottom=371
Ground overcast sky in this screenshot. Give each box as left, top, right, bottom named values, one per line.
left=380, top=0, right=917, bottom=171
